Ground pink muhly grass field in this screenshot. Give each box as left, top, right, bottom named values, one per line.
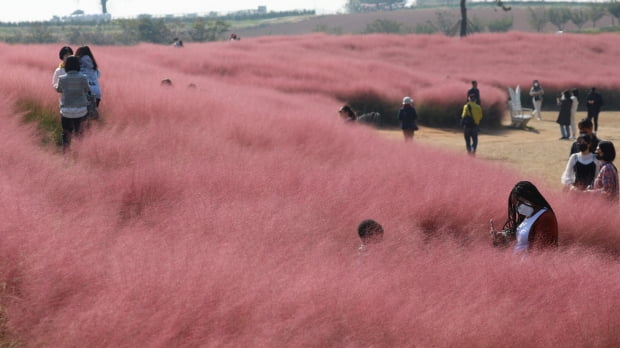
left=1, top=33, right=620, bottom=346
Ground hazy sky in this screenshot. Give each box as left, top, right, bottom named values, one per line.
left=0, top=0, right=350, bottom=22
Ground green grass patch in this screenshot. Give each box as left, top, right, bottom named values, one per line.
left=16, top=99, right=62, bottom=146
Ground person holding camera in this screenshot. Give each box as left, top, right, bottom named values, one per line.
left=491, top=181, right=558, bottom=252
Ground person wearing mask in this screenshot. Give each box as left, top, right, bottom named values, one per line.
left=569, top=118, right=599, bottom=157
left=561, top=134, right=599, bottom=191
left=52, top=46, right=73, bottom=89
left=586, top=87, right=604, bottom=133
left=529, top=80, right=544, bottom=120
left=467, top=80, right=480, bottom=105
left=588, top=141, right=619, bottom=202
left=397, top=96, right=418, bottom=141
left=491, top=181, right=558, bottom=252
left=461, top=94, right=483, bottom=155
left=556, top=90, right=572, bottom=140
left=55, top=56, right=90, bottom=148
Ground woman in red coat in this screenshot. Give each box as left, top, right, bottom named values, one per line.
left=492, top=181, right=558, bottom=252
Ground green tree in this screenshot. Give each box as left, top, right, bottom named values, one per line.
left=547, top=7, right=571, bottom=31
left=136, top=16, right=172, bottom=43
left=588, top=4, right=607, bottom=28
left=488, top=16, right=513, bottom=32
left=527, top=7, right=548, bottom=32
left=28, top=23, right=56, bottom=43
left=570, top=8, right=588, bottom=30
left=608, top=1, right=620, bottom=26
left=189, top=19, right=230, bottom=42
left=363, top=19, right=403, bottom=33
left=459, top=0, right=510, bottom=37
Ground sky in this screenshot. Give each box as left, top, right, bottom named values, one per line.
left=0, top=0, right=350, bottom=23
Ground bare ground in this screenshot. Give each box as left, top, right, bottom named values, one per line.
left=377, top=111, right=620, bottom=191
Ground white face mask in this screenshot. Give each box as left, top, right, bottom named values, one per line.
left=517, top=203, right=535, bottom=217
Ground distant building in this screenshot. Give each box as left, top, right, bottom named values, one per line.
left=257, top=6, right=267, bottom=14
left=62, top=13, right=111, bottom=23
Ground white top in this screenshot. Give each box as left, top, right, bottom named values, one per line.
left=52, top=67, right=65, bottom=89
left=561, top=153, right=600, bottom=186
left=570, top=96, right=579, bottom=114
left=514, top=208, right=547, bottom=253
left=60, top=106, right=88, bottom=119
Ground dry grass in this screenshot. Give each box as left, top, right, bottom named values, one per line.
left=378, top=111, right=620, bottom=191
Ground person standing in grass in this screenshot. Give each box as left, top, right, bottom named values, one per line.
left=56, top=56, right=90, bottom=148
left=467, top=80, right=480, bottom=105
left=491, top=181, right=558, bottom=252
left=569, top=88, right=579, bottom=139
left=52, top=46, right=73, bottom=89
left=461, top=94, right=483, bottom=155
left=397, top=96, right=418, bottom=141
left=569, top=118, right=599, bottom=157
left=586, top=87, right=604, bottom=133
left=588, top=141, right=619, bottom=202
left=75, top=46, right=102, bottom=109
left=556, top=90, right=572, bottom=140
left=529, top=80, right=544, bottom=120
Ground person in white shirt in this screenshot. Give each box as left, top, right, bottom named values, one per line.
left=52, top=46, right=73, bottom=89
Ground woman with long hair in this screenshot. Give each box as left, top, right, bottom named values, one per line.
left=588, top=141, right=619, bottom=202
left=75, top=45, right=102, bottom=108
left=492, top=181, right=558, bottom=252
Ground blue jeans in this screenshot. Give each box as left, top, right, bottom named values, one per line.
left=559, top=124, right=570, bottom=138
left=464, top=126, right=479, bottom=153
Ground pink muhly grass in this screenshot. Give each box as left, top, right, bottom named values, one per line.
left=1, top=37, right=620, bottom=346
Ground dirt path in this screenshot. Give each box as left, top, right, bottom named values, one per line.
left=378, top=111, right=620, bottom=191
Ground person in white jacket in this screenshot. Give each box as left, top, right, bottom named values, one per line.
left=52, top=46, right=73, bottom=89
left=569, top=88, right=579, bottom=139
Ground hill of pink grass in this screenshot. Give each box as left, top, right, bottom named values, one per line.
left=1, top=33, right=620, bottom=346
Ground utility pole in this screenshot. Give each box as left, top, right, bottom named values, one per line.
left=101, top=0, right=108, bottom=14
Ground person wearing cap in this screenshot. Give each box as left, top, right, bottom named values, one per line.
left=461, top=94, right=483, bottom=155
left=397, top=96, right=418, bottom=141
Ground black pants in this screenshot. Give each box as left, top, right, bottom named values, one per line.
left=61, top=116, right=85, bottom=146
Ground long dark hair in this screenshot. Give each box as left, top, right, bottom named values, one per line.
left=502, top=181, right=553, bottom=234
left=75, top=45, right=98, bottom=70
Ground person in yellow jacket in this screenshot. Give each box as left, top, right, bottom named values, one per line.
left=461, top=94, right=483, bottom=155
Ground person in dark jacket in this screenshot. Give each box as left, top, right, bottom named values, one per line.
left=586, top=87, right=604, bottom=132
left=467, top=80, right=481, bottom=105
left=397, top=96, right=418, bottom=141
left=556, top=90, right=572, bottom=140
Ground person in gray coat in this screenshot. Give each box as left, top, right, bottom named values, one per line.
left=56, top=56, right=90, bottom=148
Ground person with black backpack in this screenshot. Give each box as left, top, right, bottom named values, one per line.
left=461, top=94, right=483, bottom=155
